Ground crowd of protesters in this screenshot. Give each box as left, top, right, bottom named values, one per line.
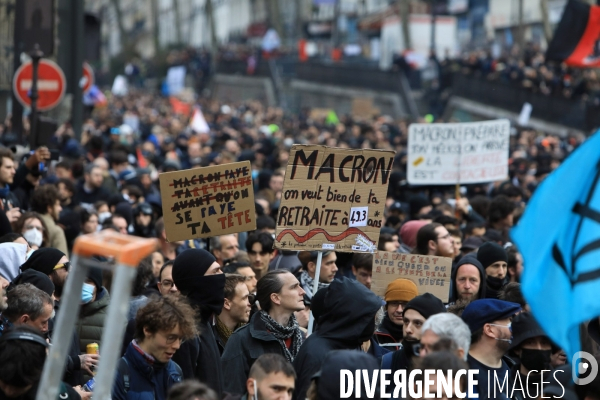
left=0, top=87, right=599, bottom=400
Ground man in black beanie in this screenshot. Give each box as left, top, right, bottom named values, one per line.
left=20, top=247, right=69, bottom=299
left=477, top=242, right=509, bottom=299
left=449, top=254, right=486, bottom=304
left=381, top=293, right=446, bottom=373
left=171, top=248, right=225, bottom=397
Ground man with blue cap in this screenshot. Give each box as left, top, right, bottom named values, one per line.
left=461, top=299, right=521, bottom=400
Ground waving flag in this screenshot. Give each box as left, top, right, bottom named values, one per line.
left=546, top=0, right=600, bottom=67
left=512, top=130, right=600, bottom=359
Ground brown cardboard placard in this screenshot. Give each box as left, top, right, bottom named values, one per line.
left=351, top=98, right=375, bottom=119
left=371, top=251, right=452, bottom=303
left=158, top=161, right=256, bottom=242
left=274, top=145, right=395, bottom=253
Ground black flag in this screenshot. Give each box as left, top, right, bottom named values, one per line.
left=546, top=0, right=600, bottom=67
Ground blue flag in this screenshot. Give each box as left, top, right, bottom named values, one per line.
left=512, top=130, right=600, bottom=359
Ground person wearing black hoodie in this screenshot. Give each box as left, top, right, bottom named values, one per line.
left=381, top=293, right=446, bottom=374
left=477, top=242, right=508, bottom=299
left=449, top=254, right=486, bottom=305
left=292, top=278, right=381, bottom=400
left=307, top=350, right=381, bottom=400
left=171, top=249, right=225, bottom=398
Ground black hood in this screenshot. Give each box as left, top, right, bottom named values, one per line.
left=314, top=350, right=380, bottom=399
left=450, top=255, right=486, bottom=303
left=316, top=278, right=382, bottom=344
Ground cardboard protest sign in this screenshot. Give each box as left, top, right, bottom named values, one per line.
left=275, top=145, right=395, bottom=252
left=159, top=161, right=256, bottom=242
left=371, top=251, right=452, bottom=303
left=407, top=119, right=510, bottom=185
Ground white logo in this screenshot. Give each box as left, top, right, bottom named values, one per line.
left=572, top=351, right=599, bottom=385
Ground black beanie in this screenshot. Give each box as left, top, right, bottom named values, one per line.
left=477, top=242, right=508, bottom=269
left=403, top=293, right=446, bottom=319
left=87, top=267, right=103, bottom=291
left=13, top=269, right=55, bottom=296
left=20, top=248, right=66, bottom=276
left=172, top=249, right=217, bottom=293
left=172, top=249, right=225, bottom=317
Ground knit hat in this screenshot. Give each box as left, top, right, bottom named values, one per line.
left=172, top=249, right=225, bottom=316
left=400, top=221, right=429, bottom=249
left=13, top=269, right=55, bottom=296
left=114, top=202, right=133, bottom=226
left=402, top=293, right=446, bottom=319
left=461, top=299, right=521, bottom=333
left=477, top=242, right=508, bottom=269
left=385, top=279, right=418, bottom=303
left=87, top=267, right=103, bottom=291
left=20, top=247, right=65, bottom=276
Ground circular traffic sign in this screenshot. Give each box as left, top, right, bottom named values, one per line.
left=13, top=59, right=66, bottom=111
left=81, top=62, right=95, bottom=94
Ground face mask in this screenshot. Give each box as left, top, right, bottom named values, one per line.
left=23, top=228, right=43, bottom=247
left=487, top=275, right=506, bottom=290
left=98, top=212, right=112, bottom=224
left=520, top=348, right=552, bottom=372
left=81, top=283, right=95, bottom=304
left=26, top=248, right=36, bottom=260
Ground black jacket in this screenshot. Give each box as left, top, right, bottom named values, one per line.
left=171, top=315, right=224, bottom=398
left=221, top=312, right=287, bottom=395
left=292, top=278, right=382, bottom=400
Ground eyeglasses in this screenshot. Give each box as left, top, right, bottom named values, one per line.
left=160, top=280, right=174, bottom=289
left=437, top=233, right=451, bottom=240
left=54, top=262, right=70, bottom=271
left=387, top=301, right=408, bottom=309
left=164, top=333, right=185, bottom=345
left=25, top=225, right=44, bottom=232
left=248, top=250, right=269, bottom=256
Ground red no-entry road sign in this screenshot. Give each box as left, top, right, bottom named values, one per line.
left=13, top=59, right=66, bottom=111
left=81, top=62, right=95, bottom=94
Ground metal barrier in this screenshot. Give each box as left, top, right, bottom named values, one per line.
left=37, top=231, right=158, bottom=400
left=451, top=72, right=600, bottom=132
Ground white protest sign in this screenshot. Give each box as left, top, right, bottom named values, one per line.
left=407, top=119, right=510, bottom=185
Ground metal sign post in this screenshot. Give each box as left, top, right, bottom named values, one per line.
left=306, top=251, right=323, bottom=335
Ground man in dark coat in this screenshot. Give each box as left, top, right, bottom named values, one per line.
left=292, top=278, right=382, bottom=400
left=171, top=249, right=225, bottom=397
left=477, top=242, right=509, bottom=299
left=222, top=270, right=305, bottom=395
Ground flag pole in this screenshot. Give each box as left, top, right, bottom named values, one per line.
left=307, top=251, right=323, bottom=335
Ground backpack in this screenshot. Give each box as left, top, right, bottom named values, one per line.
left=118, top=357, right=183, bottom=394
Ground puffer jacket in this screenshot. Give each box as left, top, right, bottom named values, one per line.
left=76, top=287, right=110, bottom=353
left=112, top=342, right=182, bottom=400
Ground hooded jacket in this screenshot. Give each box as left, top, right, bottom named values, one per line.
left=292, top=278, right=382, bottom=400
left=449, top=255, right=486, bottom=303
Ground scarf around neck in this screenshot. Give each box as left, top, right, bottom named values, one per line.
left=259, top=310, right=303, bottom=362
left=300, top=270, right=329, bottom=298
left=215, top=316, right=242, bottom=346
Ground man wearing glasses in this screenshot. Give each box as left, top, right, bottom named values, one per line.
left=461, top=299, right=521, bottom=400
left=113, top=296, right=197, bottom=400
left=157, top=261, right=178, bottom=297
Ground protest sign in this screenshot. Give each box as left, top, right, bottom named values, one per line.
left=159, top=161, right=256, bottom=242
left=274, top=145, right=395, bottom=252
left=407, top=119, right=510, bottom=185
left=371, top=251, right=452, bottom=302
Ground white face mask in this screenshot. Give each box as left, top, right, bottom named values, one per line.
left=23, top=228, right=43, bottom=247
left=98, top=212, right=112, bottom=224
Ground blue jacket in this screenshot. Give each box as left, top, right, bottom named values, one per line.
left=112, top=342, right=183, bottom=400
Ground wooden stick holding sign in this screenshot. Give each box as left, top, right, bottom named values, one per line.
left=306, top=251, right=323, bottom=335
